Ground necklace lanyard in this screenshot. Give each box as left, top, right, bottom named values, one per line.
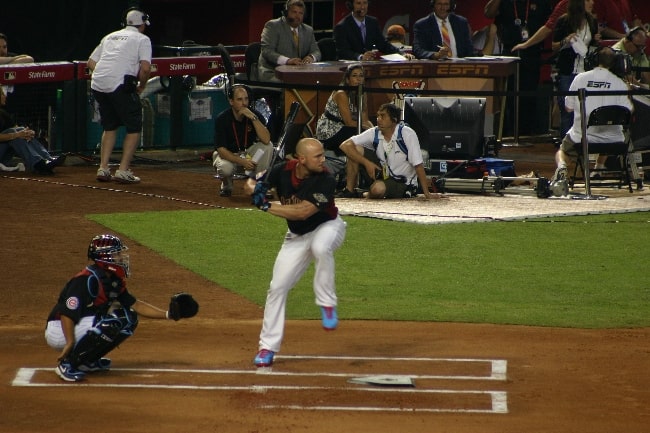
left=231, top=118, right=248, bottom=152
left=382, top=137, right=398, bottom=178
left=381, top=134, right=393, bottom=160
left=513, top=0, right=530, bottom=26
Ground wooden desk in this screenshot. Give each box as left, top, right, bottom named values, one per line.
left=275, top=58, right=518, bottom=137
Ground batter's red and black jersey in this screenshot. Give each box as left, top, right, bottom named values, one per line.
left=267, top=159, right=338, bottom=235
left=46, top=265, right=136, bottom=324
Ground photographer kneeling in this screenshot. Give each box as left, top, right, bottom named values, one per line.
left=339, top=103, right=441, bottom=200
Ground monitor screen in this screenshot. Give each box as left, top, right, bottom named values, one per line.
left=403, top=97, right=486, bottom=160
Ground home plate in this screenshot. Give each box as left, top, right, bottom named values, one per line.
left=348, top=375, right=415, bottom=387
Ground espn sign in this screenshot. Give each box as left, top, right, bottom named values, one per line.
left=435, top=64, right=490, bottom=76
left=378, top=64, right=426, bottom=77
left=587, top=80, right=612, bottom=89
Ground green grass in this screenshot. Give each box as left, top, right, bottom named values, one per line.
left=88, top=209, right=650, bottom=329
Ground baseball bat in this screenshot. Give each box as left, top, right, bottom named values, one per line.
left=258, top=101, right=301, bottom=182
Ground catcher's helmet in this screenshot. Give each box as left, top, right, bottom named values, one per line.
left=87, top=234, right=130, bottom=278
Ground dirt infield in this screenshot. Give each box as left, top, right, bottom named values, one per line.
left=1, top=153, right=649, bottom=433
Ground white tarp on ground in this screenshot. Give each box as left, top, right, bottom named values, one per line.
left=335, top=187, right=650, bottom=224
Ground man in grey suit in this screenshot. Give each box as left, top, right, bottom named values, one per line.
left=258, top=0, right=321, bottom=83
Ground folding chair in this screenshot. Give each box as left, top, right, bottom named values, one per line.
left=571, top=105, right=634, bottom=193
left=317, top=37, right=337, bottom=61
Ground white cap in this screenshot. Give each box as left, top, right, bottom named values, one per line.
left=126, top=10, right=150, bottom=26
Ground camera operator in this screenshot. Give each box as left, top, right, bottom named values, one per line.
left=611, top=26, right=650, bottom=88
left=551, top=46, right=634, bottom=185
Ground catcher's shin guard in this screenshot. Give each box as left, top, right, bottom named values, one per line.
left=67, top=308, right=139, bottom=367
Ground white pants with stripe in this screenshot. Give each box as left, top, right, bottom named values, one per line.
left=44, top=316, right=95, bottom=350
left=259, top=216, right=346, bottom=353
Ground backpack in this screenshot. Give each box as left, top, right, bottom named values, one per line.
left=372, top=122, right=409, bottom=162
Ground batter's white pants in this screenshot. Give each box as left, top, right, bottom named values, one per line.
left=259, top=216, right=347, bottom=353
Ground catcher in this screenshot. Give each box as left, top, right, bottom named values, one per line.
left=44, top=234, right=198, bottom=382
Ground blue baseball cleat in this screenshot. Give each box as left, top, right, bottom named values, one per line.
left=254, top=349, right=275, bottom=367
left=320, top=306, right=338, bottom=330
left=56, top=360, right=86, bottom=382
left=79, top=357, right=112, bottom=372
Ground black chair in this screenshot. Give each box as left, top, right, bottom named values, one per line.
left=244, top=41, right=262, bottom=81
left=317, top=37, right=337, bottom=61
left=571, top=105, right=634, bottom=192
left=215, top=43, right=237, bottom=83
left=220, top=42, right=284, bottom=141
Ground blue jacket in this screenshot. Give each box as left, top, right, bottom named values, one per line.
left=413, top=13, right=474, bottom=59
left=334, top=14, right=398, bottom=60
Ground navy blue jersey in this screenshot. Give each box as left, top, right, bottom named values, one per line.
left=46, top=265, right=136, bottom=324
left=267, top=159, right=338, bottom=235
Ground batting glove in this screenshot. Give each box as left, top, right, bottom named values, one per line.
left=251, top=182, right=271, bottom=211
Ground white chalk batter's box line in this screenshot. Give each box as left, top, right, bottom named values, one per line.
left=275, top=355, right=508, bottom=381
left=12, top=356, right=508, bottom=414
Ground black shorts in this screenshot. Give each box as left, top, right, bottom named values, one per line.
left=383, top=177, right=410, bottom=198
left=92, top=88, right=143, bottom=133
left=559, top=135, right=581, bottom=157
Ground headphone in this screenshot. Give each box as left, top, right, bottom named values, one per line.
left=430, top=0, right=456, bottom=12
left=346, top=0, right=371, bottom=11
left=626, top=26, right=645, bottom=41
left=283, top=0, right=304, bottom=16
left=227, top=83, right=254, bottom=103
left=380, top=103, right=401, bottom=124
left=585, top=45, right=631, bottom=78
left=121, top=6, right=149, bottom=27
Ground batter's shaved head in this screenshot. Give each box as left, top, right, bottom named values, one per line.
left=295, top=138, right=326, bottom=174
left=295, top=137, right=323, bottom=157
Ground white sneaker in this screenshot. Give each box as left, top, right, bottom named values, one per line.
left=0, top=163, right=19, bottom=172
left=114, top=169, right=141, bottom=184
left=553, top=166, right=568, bottom=182
left=96, top=167, right=112, bottom=182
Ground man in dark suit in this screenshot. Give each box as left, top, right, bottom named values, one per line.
left=258, top=0, right=321, bottom=82
left=334, top=0, right=400, bottom=61
left=413, top=0, right=474, bottom=60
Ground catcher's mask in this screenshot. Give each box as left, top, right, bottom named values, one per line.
left=87, top=234, right=130, bottom=278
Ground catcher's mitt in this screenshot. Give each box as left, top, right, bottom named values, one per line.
left=168, top=293, right=199, bottom=321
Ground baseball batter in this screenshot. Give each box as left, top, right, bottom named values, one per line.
left=249, top=138, right=347, bottom=367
